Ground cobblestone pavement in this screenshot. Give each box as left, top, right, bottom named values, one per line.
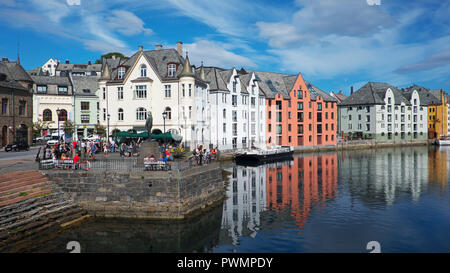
left=0, top=158, right=38, bottom=175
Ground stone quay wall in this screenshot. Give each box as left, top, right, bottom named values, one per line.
left=41, top=163, right=225, bottom=220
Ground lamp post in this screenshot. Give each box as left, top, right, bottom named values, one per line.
left=107, top=114, right=110, bottom=145
left=162, top=111, right=167, bottom=150
left=56, top=108, right=61, bottom=145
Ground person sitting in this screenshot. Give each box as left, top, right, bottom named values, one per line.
left=157, top=153, right=164, bottom=161
left=149, top=154, right=156, bottom=162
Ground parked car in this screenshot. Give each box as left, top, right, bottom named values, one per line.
left=5, top=142, right=30, bottom=152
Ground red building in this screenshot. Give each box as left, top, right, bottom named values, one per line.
left=266, top=155, right=338, bottom=230
left=251, top=71, right=338, bottom=146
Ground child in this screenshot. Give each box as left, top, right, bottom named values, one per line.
left=73, top=152, right=80, bottom=170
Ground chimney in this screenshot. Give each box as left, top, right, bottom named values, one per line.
left=88, top=60, right=91, bottom=65
left=350, top=86, right=354, bottom=95
left=138, top=45, right=143, bottom=51
left=177, top=41, right=183, bottom=55
left=156, top=44, right=162, bottom=50
left=65, top=60, right=69, bottom=64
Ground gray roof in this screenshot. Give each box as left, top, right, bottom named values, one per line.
left=429, top=89, right=447, bottom=104
left=31, top=75, right=71, bottom=86
left=56, top=63, right=102, bottom=73
left=250, top=70, right=295, bottom=99
left=71, top=76, right=99, bottom=96
left=402, top=85, right=440, bottom=106
left=339, top=82, right=410, bottom=106
left=304, top=81, right=338, bottom=102
left=203, top=67, right=229, bottom=91
left=0, top=61, right=30, bottom=90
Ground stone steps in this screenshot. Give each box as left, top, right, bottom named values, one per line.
left=0, top=177, right=50, bottom=193
left=0, top=189, right=53, bottom=207
left=0, top=181, right=52, bottom=202
left=0, top=171, right=40, bottom=185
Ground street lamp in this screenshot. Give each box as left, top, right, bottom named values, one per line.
left=162, top=111, right=167, bottom=150
left=56, top=108, right=61, bottom=145
left=107, top=113, right=110, bottom=145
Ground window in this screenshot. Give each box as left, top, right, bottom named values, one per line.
left=165, top=85, right=171, bottom=98
left=118, top=87, right=123, bottom=100
left=118, top=67, right=125, bottom=79
left=18, top=101, right=26, bottom=116
left=140, top=64, right=147, bottom=77
left=268, top=111, right=271, bottom=119
left=366, top=106, right=370, bottom=113
left=58, top=86, right=68, bottom=94
left=297, top=102, right=303, bottom=110
left=223, top=109, right=226, bottom=119
left=251, top=97, right=256, bottom=107
left=223, top=123, right=226, bottom=133
left=276, top=124, right=282, bottom=134
left=37, top=85, right=47, bottom=93
left=43, top=109, right=52, bottom=121
left=58, top=109, right=67, bottom=121
left=102, top=87, right=106, bottom=100
left=189, top=84, right=192, bottom=97
left=276, top=101, right=282, bottom=110
left=81, top=115, right=90, bottom=124
left=388, top=97, right=391, bottom=104
left=366, top=115, right=370, bottom=122
left=297, top=112, right=303, bottom=122
left=232, top=95, right=238, bottom=107
left=317, top=103, right=322, bottom=110
left=276, top=112, right=282, bottom=122
left=103, top=108, right=106, bottom=121
left=233, top=81, right=237, bottom=93
left=297, top=124, right=303, bottom=134
left=317, top=112, right=322, bottom=122
left=118, top=108, right=124, bottom=121
left=80, top=102, right=89, bottom=111
left=135, top=85, right=147, bottom=99
left=189, top=106, right=192, bottom=118
left=349, top=115, right=352, bottom=120
left=297, top=90, right=303, bottom=99
left=232, top=111, right=237, bottom=122
left=168, top=64, right=176, bottom=77
left=366, top=124, right=370, bottom=131
left=1, top=98, right=7, bottom=115
left=165, top=107, right=172, bottom=119
left=136, top=107, right=147, bottom=120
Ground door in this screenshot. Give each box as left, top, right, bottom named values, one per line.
left=1, top=126, right=7, bottom=147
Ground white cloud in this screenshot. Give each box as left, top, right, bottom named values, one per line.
left=183, top=39, right=257, bottom=68
left=104, top=10, right=153, bottom=36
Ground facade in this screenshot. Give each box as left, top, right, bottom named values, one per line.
left=252, top=71, right=338, bottom=146
left=30, top=75, right=74, bottom=136
left=428, top=89, right=448, bottom=138
left=339, top=82, right=428, bottom=142
left=0, top=59, right=33, bottom=146
left=41, top=58, right=58, bottom=76
left=330, top=91, right=348, bottom=135
left=204, top=67, right=266, bottom=150
left=98, top=43, right=210, bottom=149
left=71, top=76, right=99, bottom=139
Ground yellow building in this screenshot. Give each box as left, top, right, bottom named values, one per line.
left=428, top=89, right=448, bottom=139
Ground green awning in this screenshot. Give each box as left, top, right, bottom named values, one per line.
left=113, top=131, right=182, bottom=141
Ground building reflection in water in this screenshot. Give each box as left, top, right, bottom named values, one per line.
left=265, top=155, right=338, bottom=230
left=428, top=146, right=449, bottom=192
left=340, top=147, right=429, bottom=205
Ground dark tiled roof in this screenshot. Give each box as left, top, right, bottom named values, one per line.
left=31, top=75, right=71, bottom=86
left=250, top=70, right=295, bottom=99
left=71, top=76, right=99, bottom=96
left=203, top=67, right=229, bottom=91
left=402, top=85, right=440, bottom=106
left=335, top=91, right=347, bottom=101
left=339, top=82, right=409, bottom=106
left=57, top=63, right=102, bottom=72
left=0, top=62, right=31, bottom=91
left=304, top=81, right=338, bottom=102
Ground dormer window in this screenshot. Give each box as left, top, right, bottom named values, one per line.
left=118, top=67, right=125, bottom=79
left=168, top=64, right=176, bottom=77
left=140, top=64, right=147, bottom=77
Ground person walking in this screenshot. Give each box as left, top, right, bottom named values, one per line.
left=103, top=142, right=108, bottom=157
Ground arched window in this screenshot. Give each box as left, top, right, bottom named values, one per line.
left=43, top=109, right=52, bottom=121
left=165, top=107, right=172, bottom=120
left=58, top=109, right=67, bottom=121
left=118, top=67, right=125, bottom=79
left=118, top=108, right=124, bottom=121
left=136, top=107, right=147, bottom=120
left=140, top=64, right=147, bottom=77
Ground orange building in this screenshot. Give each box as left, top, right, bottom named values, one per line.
left=252, top=71, right=338, bottom=146
left=265, top=155, right=338, bottom=230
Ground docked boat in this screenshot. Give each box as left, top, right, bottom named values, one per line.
left=437, top=136, right=450, bottom=146
left=234, top=146, right=294, bottom=166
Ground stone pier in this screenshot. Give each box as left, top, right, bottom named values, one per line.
left=41, top=162, right=226, bottom=220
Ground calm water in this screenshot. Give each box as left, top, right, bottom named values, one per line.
left=17, top=146, right=450, bottom=253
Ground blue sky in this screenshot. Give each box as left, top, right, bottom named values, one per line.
left=0, top=0, right=449, bottom=95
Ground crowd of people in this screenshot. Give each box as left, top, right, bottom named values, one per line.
left=192, top=145, right=217, bottom=166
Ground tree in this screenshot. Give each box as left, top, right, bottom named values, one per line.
left=94, top=123, right=106, bottom=136
left=95, top=52, right=128, bottom=64
left=28, top=119, right=53, bottom=138
left=62, top=120, right=75, bottom=135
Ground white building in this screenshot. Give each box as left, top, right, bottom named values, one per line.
left=98, top=43, right=209, bottom=149
left=203, top=67, right=266, bottom=150
left=338, top=82, right=428, bottom=142
left=30, top=75, right=74, bottom=136
left=41, top=58, right=58, bottom=76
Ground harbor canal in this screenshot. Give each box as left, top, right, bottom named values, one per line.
left=11, top=146, right=450, bottom=253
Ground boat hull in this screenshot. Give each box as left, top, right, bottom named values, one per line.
left=437, top=139, right=450, bottom=146
left=234, top=151, right=294, bottom=166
